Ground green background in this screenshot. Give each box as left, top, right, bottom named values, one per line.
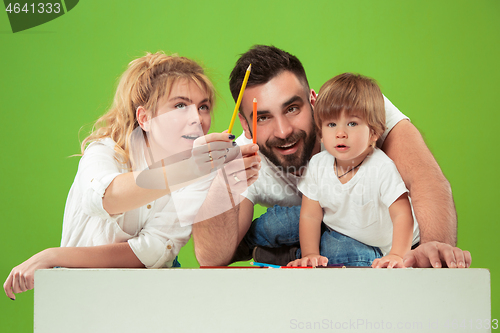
left=1, top=0, right=498, bottom=331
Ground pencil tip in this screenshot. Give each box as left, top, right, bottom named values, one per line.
left=247, top=64, right=252, bottom=71
left=253, top=98, right=257, bottom=102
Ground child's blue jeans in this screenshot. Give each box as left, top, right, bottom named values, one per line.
left=243, top=205, right=382, bottom=266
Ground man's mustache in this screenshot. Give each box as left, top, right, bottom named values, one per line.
left=265, top=130, right=306, bottom=148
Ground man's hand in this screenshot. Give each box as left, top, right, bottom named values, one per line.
left=403, top=242, right=471, bottom=268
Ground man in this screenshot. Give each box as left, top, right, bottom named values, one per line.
left=193, top=45, right=471, bottom=268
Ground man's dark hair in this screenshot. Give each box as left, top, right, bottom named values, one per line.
left=229, top=45, right=310, bottom=104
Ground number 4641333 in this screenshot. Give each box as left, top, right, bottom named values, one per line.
left=444, top=319, right=498, bottom=330
left=5, top=3, right=61, bottom=14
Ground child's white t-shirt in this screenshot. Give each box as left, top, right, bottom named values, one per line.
left=298, top=148, right=420, bottom=255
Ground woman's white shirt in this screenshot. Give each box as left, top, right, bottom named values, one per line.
left=60, top=138, right=192, bottom=268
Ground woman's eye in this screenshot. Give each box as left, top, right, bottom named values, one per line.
left=175, top=103, right=187, bottom=109
left=199, top=104, right=210, bottom=112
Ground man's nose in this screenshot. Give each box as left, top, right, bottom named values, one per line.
left=274, top=115, right=293, bottom=139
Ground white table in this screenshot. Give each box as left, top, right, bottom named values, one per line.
left=34, top=268, right=491, bottom=332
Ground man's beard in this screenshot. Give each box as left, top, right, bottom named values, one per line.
left=259, top=122, right=317, bottom=174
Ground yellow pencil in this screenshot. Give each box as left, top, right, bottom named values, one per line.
left=228, top=64, right=252, bottom=134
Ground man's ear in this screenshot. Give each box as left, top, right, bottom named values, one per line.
left=136, top=106, right=150, bottom=131
left=238, top=112, right=252, bottom=140
left=310, top=89, right=317, bottom=107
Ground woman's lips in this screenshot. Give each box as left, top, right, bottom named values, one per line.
left=181, top=134, right=201, bottom=140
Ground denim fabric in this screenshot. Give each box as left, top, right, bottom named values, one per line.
left=243, top=205, right=382, bottom=266
left=172, top=256, right=181, bottom=268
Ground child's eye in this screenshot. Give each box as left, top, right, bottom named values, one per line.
left=327, top=122, right=336, bottom=127
left=348, top=122, right=357, bottom=127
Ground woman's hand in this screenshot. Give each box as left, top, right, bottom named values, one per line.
left=4, top=248, right=55, bottom=300
left=193, top=131, right=261, bottom=190
left=222, top=143, right=260, bottom=190
left=192, top=132, right=236, bottom=176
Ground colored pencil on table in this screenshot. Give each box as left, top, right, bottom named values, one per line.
left=251, top=261, right=281, bottom=269
left=228, top=64, right=251, bottom=134
left=199, top=266, right=263, bottom=269
left=281, top=266, right=315, bottom=269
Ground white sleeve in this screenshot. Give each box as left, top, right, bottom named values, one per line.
left=76, top=141, right=123, bottom=221
left=128, top=175, right=206, bottom=268
left=127, top=206, right=192, bottom=268
left=379, top=95, right=410, bottom=145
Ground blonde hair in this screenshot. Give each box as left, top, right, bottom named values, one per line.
left=315, top=73, right=386, bottom=141
left=81, top=52, right=215, bottom=165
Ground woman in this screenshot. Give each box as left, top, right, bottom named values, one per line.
left=4, top=52, right=260, bottom=300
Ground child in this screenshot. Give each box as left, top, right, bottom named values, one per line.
left=288, top=73, right=416, bottom=268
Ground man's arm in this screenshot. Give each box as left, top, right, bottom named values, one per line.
left=382, top=119, right=456, bottom=245
left=193, top=197, right=255, bottom=266
left=192, top=143, right=260, bottom=266
left=382, top=120, right=471, bottom=268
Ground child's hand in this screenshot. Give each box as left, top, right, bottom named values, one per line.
left=287, top=254, right=328, bottom=267
left=372, top=254, right=405, bottom=268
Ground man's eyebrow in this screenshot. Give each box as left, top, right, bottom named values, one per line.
left=281, top=95, right=303, bottom=109
left=256, top=110, right=270, bottom=116
left=250, top=110, right=270, bottom=121
left=249, top=96, right=304, bottom=119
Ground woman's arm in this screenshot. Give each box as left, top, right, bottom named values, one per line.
left=102, top=172, right=170, bottom=215
left=103, top=133, right=235, bottom=215
left=4, top=243, right=143, bottom=300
